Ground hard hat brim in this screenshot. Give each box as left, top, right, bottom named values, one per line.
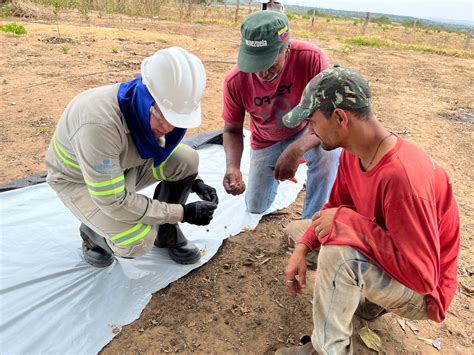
left=156, top=101, right=202, bottom=129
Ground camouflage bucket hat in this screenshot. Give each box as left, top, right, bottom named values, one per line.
left=237, top=11, right=290, bottom=73
left=283, top=65, right=371, bottom=128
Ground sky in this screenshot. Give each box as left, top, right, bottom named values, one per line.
left=281, top=0, right=474, bottom=23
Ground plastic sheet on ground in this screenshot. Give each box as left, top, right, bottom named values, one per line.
left=0, top=132, right=307, bottom=354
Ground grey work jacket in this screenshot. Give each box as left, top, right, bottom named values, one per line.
left=45, top=84, right=183, bottom=225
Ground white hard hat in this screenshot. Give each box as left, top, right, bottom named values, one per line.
left=141, top=47, right=206, bottom=129
left=261, top=0, right=285, bottom=13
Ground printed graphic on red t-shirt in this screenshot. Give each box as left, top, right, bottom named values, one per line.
left=222, top=40, right=329, bottom=149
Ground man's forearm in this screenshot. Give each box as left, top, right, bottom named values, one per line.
left=223, top=130, right=244, bottom=169
left=290, top=131, right=321, bottom=156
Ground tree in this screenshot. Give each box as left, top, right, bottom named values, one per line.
left=186, top=0, right=195, bottom=19
left=234, top=0, right=240, bottom=24
left=361, top=12, right=370, bottom=35
left=465, top=29, right=472, bottom=50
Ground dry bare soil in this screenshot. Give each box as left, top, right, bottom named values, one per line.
left=1, top=9, right=473, bottom=354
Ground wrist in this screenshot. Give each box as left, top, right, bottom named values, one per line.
left=226, top=164, right=240, bottom=172
left=288, top=142, right=304, bottom=157
left=294, top=243, right=310, bottom=256
left=180, top=204, right=186, bottom=222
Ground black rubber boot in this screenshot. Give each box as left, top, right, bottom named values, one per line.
left=153, top=174, right=201, bottom=265
left=355, top=300, right=388, bottom=321
left=79, top=223, right=115, bottom=268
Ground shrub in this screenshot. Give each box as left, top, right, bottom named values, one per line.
left=0, top=22, right=27, bottom=35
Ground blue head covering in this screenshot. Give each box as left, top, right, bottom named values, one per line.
left=117, top=77, right=186, bottom=167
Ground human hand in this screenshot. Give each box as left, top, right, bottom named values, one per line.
left=192, top=179, right=219, bottom=204
left=273, top=146, right=301, bottom=181
left=223, top=168, right=246, bottom=195
left=312, top=208, right=338, bottom=241
left=285, top=244, right=310, bottom=295
left=182, top=201, right=217, bottom=225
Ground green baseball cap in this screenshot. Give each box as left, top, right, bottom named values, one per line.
left=283, top=65, right=371, bottom=128
left=237, top=11, right=290, bottom=73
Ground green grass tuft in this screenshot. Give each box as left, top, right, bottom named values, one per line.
left=344, top=36, right=388, bottom=48
left=344, top=36, right=474, bottom=58
left=340, top=43, right=351, bottom=54
left=61, top=44, right=70, bottom=54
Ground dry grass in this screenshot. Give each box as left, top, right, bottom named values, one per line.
left=3, top=1, right=472, bottom=57
left=9, top=0, right=53, bottom=21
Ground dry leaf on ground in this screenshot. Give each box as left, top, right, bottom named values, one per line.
left=358, top=325, right=383, bottom=352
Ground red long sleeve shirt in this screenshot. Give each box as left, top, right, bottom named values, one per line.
left=300, top=137, right=460, bottom=322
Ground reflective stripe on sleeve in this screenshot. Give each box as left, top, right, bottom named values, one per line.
left=110, top=223, right=153, bottom=246
left=52, top=134, right=80, bottom=170
left=85, top=175, right=125, bottom=196
left=152, top=143, right=185, bottom=180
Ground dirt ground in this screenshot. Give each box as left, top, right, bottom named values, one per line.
left=1, top=9, right=473, bottom=354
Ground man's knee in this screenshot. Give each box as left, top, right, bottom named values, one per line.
left=163, top=145, right=199, bottom=181
left=318, top=245, right=361, bottom=270
left=307, top=147, right=340, bottom=173
left=245, top=193, right=271, bottom=214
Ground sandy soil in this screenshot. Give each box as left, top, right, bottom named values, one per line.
left=1, top=10, right=473, bottom=354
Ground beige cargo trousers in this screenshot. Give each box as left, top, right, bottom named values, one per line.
left=49, top=145, right=198, bottom=258
left=312, top=245, right=429, bottom=354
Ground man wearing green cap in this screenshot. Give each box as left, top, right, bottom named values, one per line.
left=222, top=11, right=340, bottom=218
left=278, top=65, right=460, bottom=354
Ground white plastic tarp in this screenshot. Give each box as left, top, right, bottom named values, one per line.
left=0, top=132, right=307, bottom=354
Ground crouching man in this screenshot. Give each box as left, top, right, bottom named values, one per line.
left=46, top=47, right=218, bottom=267
left=279, top=66, right=460, bottom=354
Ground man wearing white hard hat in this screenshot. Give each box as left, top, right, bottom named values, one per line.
left=45, top=47, right=218, bottom=267
left=260, top=0, right=285, bottom=13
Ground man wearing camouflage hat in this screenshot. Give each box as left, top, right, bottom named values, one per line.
left=277, top=65, right=460, bottom=354
left=221, top=11, right=340, bottom=218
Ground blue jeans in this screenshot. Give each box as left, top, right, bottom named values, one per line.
left=245, top=129, right=340, bottom=218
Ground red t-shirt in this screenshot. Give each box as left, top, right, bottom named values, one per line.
left=222, top=40, right=329, bottom=149
left=300, top=137, right=460, bottom=323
